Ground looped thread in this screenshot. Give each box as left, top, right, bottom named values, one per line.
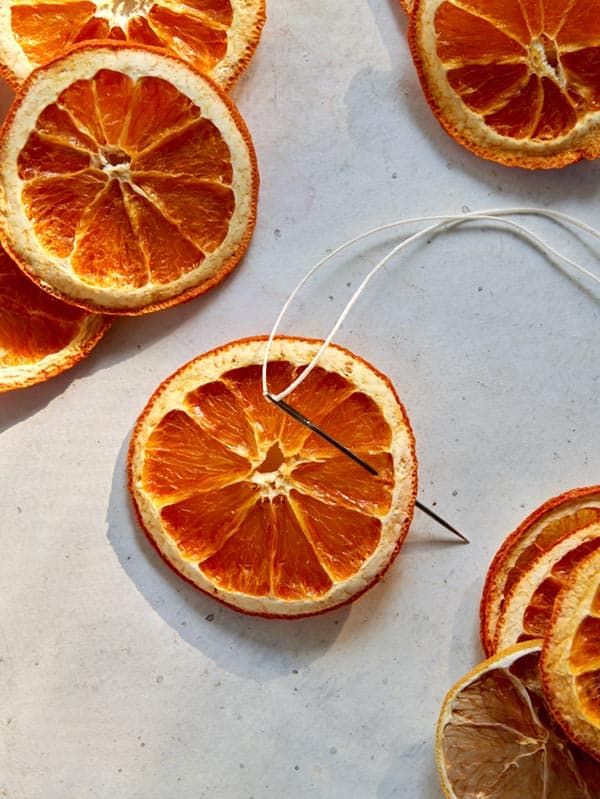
left=262, top=208, right=600, bottom=402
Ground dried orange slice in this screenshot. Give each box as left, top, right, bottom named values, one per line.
left=494, top=521, right=600, bottom=652
left=0, top=244, right=109, bottom=392
left=480, top=486, right=600, bottom=656
left=0, top=0, right=265, bottom=89
left=128, top=336, right=418, bottom=617
left=542, top=549, right=600, bottom=762
left=437, top=641, right=600, bottom=798
left=0, top=43, right=258, bottom=315
left=410, top=0, right=600, bottom=168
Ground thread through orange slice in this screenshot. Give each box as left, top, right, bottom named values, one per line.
left=0, top=244, right=109, bottom=392
left=128, top=336, right=418, bottom=617
left=410, top=0, right=600, bottom=168
left=0, top=44, right=258, bottom=314
left=0, top=0, right=265, bottom=88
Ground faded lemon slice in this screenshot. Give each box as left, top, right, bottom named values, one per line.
left=0, top=0, right=265, bottom=89
left=128, top=336, right=418, bottom=617
left=437, top=641, right=600, bottom=798
left=494, top=522, right=600, bottom=652
left=480, top=486, right=600, bottom=656
left=410, top=0, right=600, bottom=168
left=0, top=244, right=109, bottom=392
left=542, top=548, right=600, bottom=762
left=0, top=43, right=258, bottom=315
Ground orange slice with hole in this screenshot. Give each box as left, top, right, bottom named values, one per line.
left=480, top=486, right=600, bottom=656
left=0, top=0, right=265, bottom=89
left=542, top=548, right=600, bottom=763
left=0, top=42, right=258, bottom=315
left=128, top=336, right=418, bottom=617
left=494, top=521, right=600, bottom=652
left=437, top=641, right=600, bottom=798
left=0, top=243, right=109, bottom=392
left=409, top=0, right=600, bottom=168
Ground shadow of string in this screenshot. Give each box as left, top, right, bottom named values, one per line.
left=260, top=207, right=600, bottom=544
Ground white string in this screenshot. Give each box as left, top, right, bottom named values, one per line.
left=262, top=208, right=600, bottom=402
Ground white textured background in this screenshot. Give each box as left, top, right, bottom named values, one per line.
left=1, top=2, right=599, bottom=797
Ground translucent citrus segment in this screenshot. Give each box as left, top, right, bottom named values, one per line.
left=185, top=379, right=259, bottom=459
left=200, top=499, right=274, bottom=596
left=291, top=453, right=394, bottom=516
left=437, top=643, right=600, bottom=799
left=22, top=170, right=107, bottom=258
left=142, top=409, right=252, bottom=500
left=576, top=671, right=600, bottom=725
left=410, top=0, right=600, bottom=167
left=297, top=391, right=393, bottom=460
left=290, top=490, right=382, bottom=582
left=480, top=488, right=600, bottom=656
left=222, top=362, right=296, bottom=448
left=593, top=586, right=600, bottom=616
left=0, top=45, right=258, bottom=313
left=570, top=617, right=600, bottom=673
left=161, top=480, right=260, bottom=560
left=1, top=0, right=265, bottom=88
left=270, top=495, right=333, bottom=600
left=11, top=2, right=97, bottom=64
left=0, top=245, right=109, bottom=392
left=542, top=549, right=600, bottom=762
left=128, top=337, right=417, bottom=617
left=494, top=523, right=600, bottom=651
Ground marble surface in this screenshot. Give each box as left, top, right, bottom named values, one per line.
left=1, top=2, right=599, bottom=797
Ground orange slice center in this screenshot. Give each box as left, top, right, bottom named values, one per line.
left=142, top=364, right=395, bottom=600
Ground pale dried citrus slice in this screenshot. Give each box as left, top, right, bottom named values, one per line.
left=0, top=43, right=258, bottom=315
left=0, top=244, right=109, bottom=392
left=542, top=549, right=600, bottom=762
left=410, top=0, right=600, bottom=168
left=437, top=641, right=600, bottom=798
left=0, top=0, right=265, bottom=89
left=480, top=486, right=600, bottom=656
left=495, top=521, right=600, bottom=652
left=128, top=336, right=418, bottom=617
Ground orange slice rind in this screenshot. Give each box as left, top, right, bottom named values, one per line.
left=542, top=548, right=600, bottom=763
left=0, top=0, right=266, bottom=89
left=128, top=336, right=418, bottom=617
left=480, top=486, right=600, bottom=656
left=494, top=521, right=600, bottom=652
left=410, top=0, right=600, bottom=168
left=437, top=641, right=600, bottom=798
left=0, top=43, right=258, bottom=315
left=0, top=244, right=109, bottom=392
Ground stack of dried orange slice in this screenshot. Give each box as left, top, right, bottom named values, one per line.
left=0, top=2, right=264, bottom=391
left=437, top=487, right=600, bottom=797
left=406, top=0, right=600, bottom=168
